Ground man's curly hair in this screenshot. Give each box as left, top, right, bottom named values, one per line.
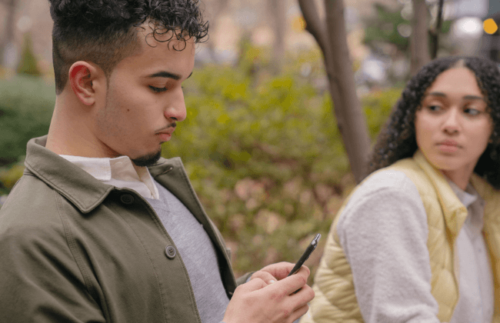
left=49, top=0, right=209, bottom=94
left=368, top=56, right=500, bottom=188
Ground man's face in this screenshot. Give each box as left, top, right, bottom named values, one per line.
left=415, top=67, right=492, bottom=180
left=94, top=27, right=195, bottom=166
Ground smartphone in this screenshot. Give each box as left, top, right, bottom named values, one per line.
left=287, top=233, right=321, bottom=277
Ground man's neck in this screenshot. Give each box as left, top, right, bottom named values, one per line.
left=46, top=95, right=116, bottom=158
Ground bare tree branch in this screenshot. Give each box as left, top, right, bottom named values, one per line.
left=323, top=0, right=370, bottom=182
left=429, top=0, right=444, bottom=59
left=298, top=0, right=371, bottom=182
left=0, top=0, right=16, bottom=66
left=204, top=0, right=229, bottom=62
left=270, top=0, right=286, bottom=74
left=298, top=0, right=331, bottom=59
left=298, top=0, right=344, bottom=147
left=410, top=0, right=431, bottom=75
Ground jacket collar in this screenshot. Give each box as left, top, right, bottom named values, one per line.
left=25, top=136, right=236, bottom=291
left=24, top=136, right=177, bottom=214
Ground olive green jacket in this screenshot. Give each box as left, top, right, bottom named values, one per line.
left=0, top=136, right=242, bottom=323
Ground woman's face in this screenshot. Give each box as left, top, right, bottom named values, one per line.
left=415, top=67, right=492, bottom=185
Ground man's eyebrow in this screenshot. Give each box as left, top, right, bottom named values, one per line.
left=148, top=71, right=193, bottom=80
left=148, top=71, right=181, bottom=80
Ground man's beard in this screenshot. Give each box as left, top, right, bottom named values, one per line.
left=131, top=150, right=162, bottom=167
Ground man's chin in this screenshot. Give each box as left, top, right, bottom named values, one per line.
left=131, top=150, right=162, bottom=167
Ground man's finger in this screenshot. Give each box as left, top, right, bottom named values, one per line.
left=250, top=270, right=278, bottom=285
left=264, top=271, right=308, bottom=297
left=238, top=277, right=267, bottom=292
left=261, top=262, right=295, bottom=279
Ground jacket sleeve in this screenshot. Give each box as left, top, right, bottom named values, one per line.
left=0, top=221, right=106, bottom=323
left=337, top=170, right=440, bottom=323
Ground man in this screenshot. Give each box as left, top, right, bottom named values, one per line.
left=0, top=1, right=314, bottom=322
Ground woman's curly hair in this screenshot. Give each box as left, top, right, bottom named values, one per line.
left=49, top=0, right=209, bottom=94
left=368, top=56, right=500, bottom=189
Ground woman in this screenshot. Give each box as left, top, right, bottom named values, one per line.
left=301, top=56, right=500, bottom=323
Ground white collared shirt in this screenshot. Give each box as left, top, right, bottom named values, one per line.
left=60, top=155, right=159, bottom=200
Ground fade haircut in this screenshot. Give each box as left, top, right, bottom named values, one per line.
left=368, top=56, right=500, bottom=188
left=49, top=0, right=209, bottom=94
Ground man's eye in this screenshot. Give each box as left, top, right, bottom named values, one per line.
left=149, top=86, right=167, bottom=93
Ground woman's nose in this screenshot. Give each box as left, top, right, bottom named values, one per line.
left=442, top=108, right=460, bottom=134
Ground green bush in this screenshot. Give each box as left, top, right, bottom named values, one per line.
left=164, top=52, right=399, bottom=276
left=17, top=33, right=42, bottom=76
left=0, top=75, right=55, bottom=165
left=0, top=48, right=400, bottom=278
left=363, top=87, right=401, bottom=140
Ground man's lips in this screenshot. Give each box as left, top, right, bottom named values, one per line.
left=156, top=125, right=176, bottom=141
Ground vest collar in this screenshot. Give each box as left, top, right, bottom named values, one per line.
left=413, top=150, right=468, bottom=238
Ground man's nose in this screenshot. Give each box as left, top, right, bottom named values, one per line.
left=164, top=87, right=186, bottom=122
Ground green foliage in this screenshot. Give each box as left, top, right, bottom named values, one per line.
left=363, top=3, right=453, bottom=56
left=0, top=163, right=24, bottom=193
left=165, top=61, right=351, bottom=276
left=17, top=33, right=42, bottom=76
left=364, top=4, right=410, bottom=52
left=0, top=46, right=400, bottom=278
left=363, top=88, right=401, bottom=140
left=0, top=75, right=55, bottom=165
left=164, top=48, right=399, bottom=276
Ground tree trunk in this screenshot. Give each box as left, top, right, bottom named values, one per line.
left=270, top=0, right=286, bottom=74
left=0, top=0, right=17, bottom=67
left=205, top=0, right=228, bottom=63
left=410, top=0, right=430, bottom=75
left=298, top=0, right=371, bottom=182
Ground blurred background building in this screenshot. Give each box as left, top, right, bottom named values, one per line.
left=0, top=0, right=498, bottom=92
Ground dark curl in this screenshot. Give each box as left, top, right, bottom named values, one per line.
left=49, top=0, right=208, bottom=94
left=368, top=56, right=500, bottom=189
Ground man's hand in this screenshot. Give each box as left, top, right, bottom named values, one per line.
left=249, top=262, right=303, bottom=285
left=223, top=262, right=314, bottom=323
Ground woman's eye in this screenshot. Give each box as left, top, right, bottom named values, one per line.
left=464, top=107, right=480, bottom=116
left=427, top=105, right=442, bottom=112
left=149, top=86, right=167, bottom=93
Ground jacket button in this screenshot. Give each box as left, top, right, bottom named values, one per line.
left=120, top=194, right=134, bottom=205
left=165, top=245, right=176, bottom=259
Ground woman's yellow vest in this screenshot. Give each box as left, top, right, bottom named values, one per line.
left=301, top=151, right=500, bottom=323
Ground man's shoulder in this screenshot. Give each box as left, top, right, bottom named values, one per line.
left=0, top=173, right=63, bottom=231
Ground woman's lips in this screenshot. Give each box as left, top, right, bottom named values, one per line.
left=437, top=140, right=459, bottom=153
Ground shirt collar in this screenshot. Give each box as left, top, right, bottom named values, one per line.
left=447, top=179, right=478, bottom=209
left=60, top=154, right=160, bottom=199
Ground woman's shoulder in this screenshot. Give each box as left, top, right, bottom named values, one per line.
left=356, top=169, right=420, bottom=198
left=337, top=169, right=427, bottom=231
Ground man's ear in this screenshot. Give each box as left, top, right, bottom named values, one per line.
left=68, top=61, right=103, bottom=106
